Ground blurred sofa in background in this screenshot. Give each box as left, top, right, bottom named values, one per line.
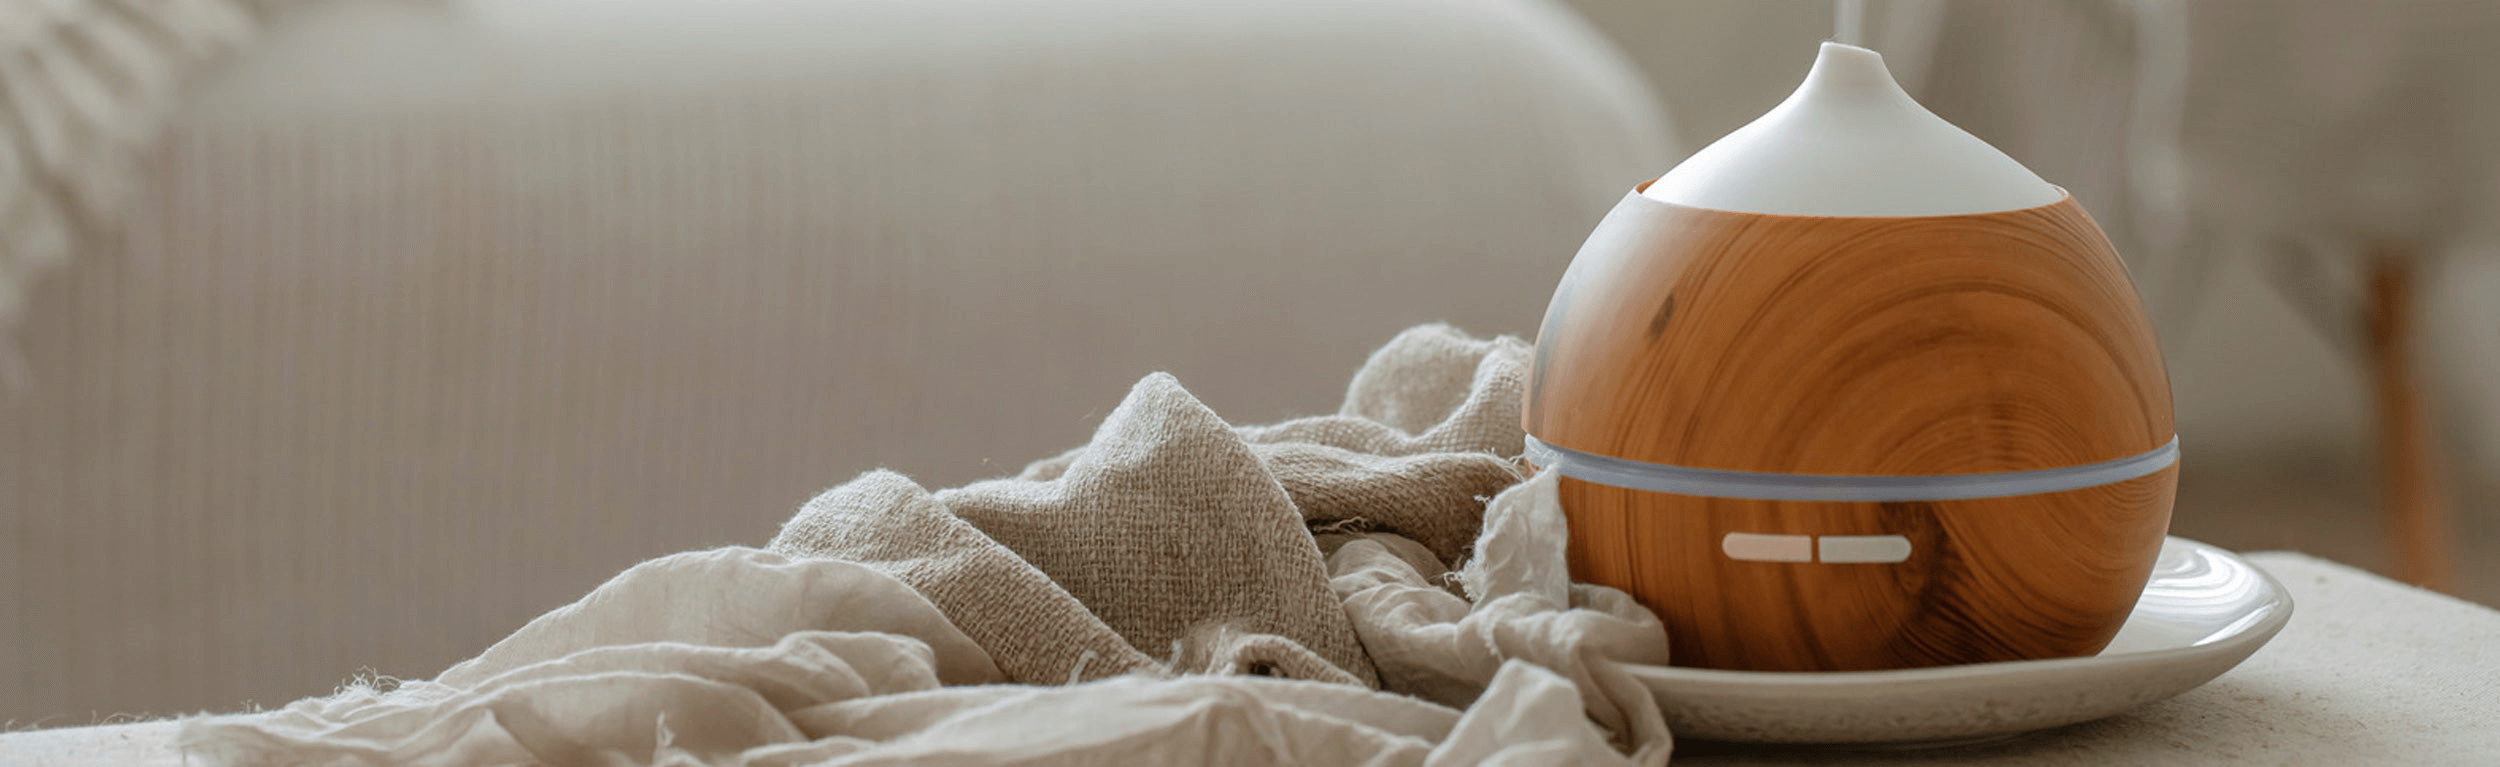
left=0, top=0, right=1673, bottom=723
left=8, top=0, right=2495, bottom=726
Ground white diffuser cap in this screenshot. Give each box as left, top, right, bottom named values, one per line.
left=1642, top=42, right=2062, bottom=216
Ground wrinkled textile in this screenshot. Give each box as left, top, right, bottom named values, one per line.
left=772, top=325, right=1536, bottom=687
left=180, top=324, right=1676, bottom=765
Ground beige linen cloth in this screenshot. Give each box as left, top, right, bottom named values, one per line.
left=179, top=324, right=1677, bottom=765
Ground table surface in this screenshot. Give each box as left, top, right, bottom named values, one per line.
left=5, top=552, right=2494, bottom=766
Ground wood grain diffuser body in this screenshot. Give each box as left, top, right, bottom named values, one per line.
left=1524, top=42, right=2177, bottom=672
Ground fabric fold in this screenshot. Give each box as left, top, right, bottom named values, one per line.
left=179, top=548, right=1007, bottom=765
left=1332, top=471, right=1674, bottom=763
left=773, top=370, right=1378, bottom=687
left=180, top=324, right=1681, bottom=766
left=767, top=468, right=1168, bottom=685
left=933, top=371, right=1378, bottom=687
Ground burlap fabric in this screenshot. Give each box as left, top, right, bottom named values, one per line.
left=180, top=324, right=1678, bottom=765
left=768, top=324, right=1534, bottom=687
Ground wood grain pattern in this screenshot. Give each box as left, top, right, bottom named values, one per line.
left=1525, top=190, right=2178, bottom=671
left=1528, top=193, right=2173, bottom=475
left=1557, top=470, right=2175, bottom=671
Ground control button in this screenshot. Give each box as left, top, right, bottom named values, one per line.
left=1818, top=535, right=1914, bottom=563
left=1721, top=532, right=1813, bottom=562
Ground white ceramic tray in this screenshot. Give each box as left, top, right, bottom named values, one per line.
left=1626, top=536, right=2292, bottom=745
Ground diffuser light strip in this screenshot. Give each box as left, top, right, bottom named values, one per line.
left=1523, top=435, right=2179, bottom=502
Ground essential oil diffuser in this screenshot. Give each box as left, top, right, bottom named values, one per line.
left=1523, top=42, right=2177, bottom=672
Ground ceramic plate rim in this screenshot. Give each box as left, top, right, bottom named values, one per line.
left=1621, top=536, right=2294, bottom=743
